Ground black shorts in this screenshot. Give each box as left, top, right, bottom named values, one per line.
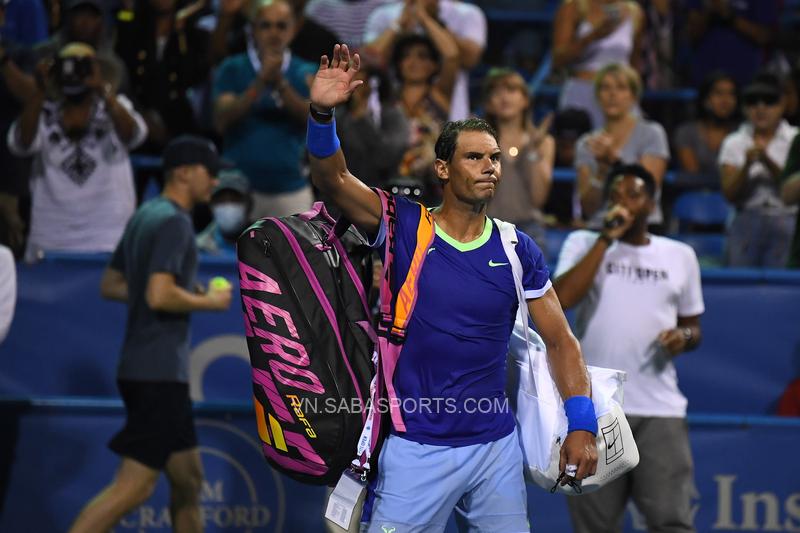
left=109, top=380, right=197, bottom=470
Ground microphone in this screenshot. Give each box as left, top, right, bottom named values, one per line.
left=604, top=215, right=625, bottom=230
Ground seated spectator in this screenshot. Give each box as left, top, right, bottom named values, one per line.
left=391, top=32, right=458, bottom=204
left=116, top=0, right=211, bottom=153
left=364, top=0, right=486, bottom=121
left=483, top=68, right=555, bottom=251
left=206, top=0, right=338, bottom=65
left=674, top=71, right=739, bottom=180
left=719, top=72, right=797, bottom=268
left=213, top=0, right=316, bottom=218
left=552, top=0, right=644, bottom=129
left=197, top=168, right=252, bottom=256
left=6, top=43, right=147, bottom=262
left=575, top=63, right=669, bottom=229
left=34, top=0, right=127, bottom=93
left=779, top=130, right=800, bottom=268
left=336, top=66, right=409, bottom=189
left=686, top=0, right=778, bottom=88
left=552, top=107, right=592, bottom=168
left=305, top=0, right=393, bottom=50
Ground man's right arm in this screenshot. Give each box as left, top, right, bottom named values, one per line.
left=553, top=206, right=633, bottom=309
left=12, top=90, right=45, bottom=152
left=308, top=45, right=382, bottom=235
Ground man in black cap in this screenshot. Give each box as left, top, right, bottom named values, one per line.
left=68, top=135, right=233, bottom=533
left=719, top=72, right=798, bottom=267
left=197, top=168, right=253, bottom=256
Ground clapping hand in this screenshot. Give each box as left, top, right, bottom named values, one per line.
left=259, top=49, right=283, bottom=83
left=586, top=132, right=619, bottom=165
left=310, top=44, right=364, bottom=111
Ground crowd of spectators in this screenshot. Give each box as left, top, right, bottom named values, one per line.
left=2, top=0, right=800, bottom=268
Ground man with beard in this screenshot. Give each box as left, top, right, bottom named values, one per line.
left=7, top=42, right=147, bottom=262
left=213, top=0, right=316, bottom=218
left=554, top=164, right=704, bottom=533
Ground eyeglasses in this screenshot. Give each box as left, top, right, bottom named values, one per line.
left=743, top=93, right=779, bottom=107
left=255, top=20, right=289, bottom=31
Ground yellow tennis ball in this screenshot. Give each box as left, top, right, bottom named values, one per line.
left=210, top=276, right=232, bottom=290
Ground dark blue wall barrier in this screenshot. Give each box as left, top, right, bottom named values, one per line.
left=1, top=255, right=799, bottom=414
left=1, top=399, right=798, bottom=533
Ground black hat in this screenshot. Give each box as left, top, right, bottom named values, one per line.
left=213, top=169, right=251, bottom=197
left=163, top=135, right=221, bottom=176
left=743, top=72, right=782, bottom=100
left=66, top=0, right=103, bottom=13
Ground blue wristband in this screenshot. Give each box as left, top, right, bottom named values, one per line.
left=307, top=115, right=340, bottom=159
left=564, top=396, right=598, bottom=435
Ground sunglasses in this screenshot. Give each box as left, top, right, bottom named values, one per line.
left=255, top=20, right=289, bottom=31
left=743, top=93, right=779, bottom=107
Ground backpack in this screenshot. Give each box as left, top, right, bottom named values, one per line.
left=237, top=193, right=433, bottom=486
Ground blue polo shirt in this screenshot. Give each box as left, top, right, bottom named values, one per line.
left=212, top=53, right=316, bottom=194
left=376, top=196, right=552, bottom=446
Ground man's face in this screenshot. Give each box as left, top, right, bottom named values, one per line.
left=187, top=165, right=218, bottom=204
left=436, top=130, right=501, bottom=205
left=67, top=6, right=103, bottom=45
left=252, top=2, right=295, bottom=54
left=744, top=93, right=784, bottom=132
left=608, top=175, right=654, bottom=225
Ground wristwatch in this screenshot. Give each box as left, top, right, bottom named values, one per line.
left=681, top=327, right=693, bottom=343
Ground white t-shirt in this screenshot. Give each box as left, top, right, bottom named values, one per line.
left=555, top=231, right=705, bottom=418
left=363, top=0, right=487, bottom=121
left=0, top=245, right=15, bottom=344
left=8, top=95, right=147, bottom=258
left=718, top=120, right=798, bottom=214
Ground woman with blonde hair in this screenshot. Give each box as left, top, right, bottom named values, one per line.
left=483, top=68, right=555, bottom=253
left=574, top=63, right=669, bottom=228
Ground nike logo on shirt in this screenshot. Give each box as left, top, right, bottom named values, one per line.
left=427, top=247, right=436, bottom=255
left=488, top=260, right=509, bottom=267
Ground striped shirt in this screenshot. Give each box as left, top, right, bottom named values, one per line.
left=304, top=0, right=394, bottom=49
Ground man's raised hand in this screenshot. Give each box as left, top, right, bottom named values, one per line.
left=310, top=44, right=364, bottom=111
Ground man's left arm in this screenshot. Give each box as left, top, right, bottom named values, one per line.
left=528, top=288, right=598, bottom=482
left=657, top=315, right=702, bottom=357
left=657, top=247, right=704, bottom=356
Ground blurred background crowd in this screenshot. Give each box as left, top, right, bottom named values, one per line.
left=3, top=0, right=800, bottom=269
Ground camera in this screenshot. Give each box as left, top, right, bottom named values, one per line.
left=52, top=54, right=94, bottom=96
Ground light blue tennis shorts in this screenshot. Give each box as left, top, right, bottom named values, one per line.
left=362, top=430, right=530, bottom=533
